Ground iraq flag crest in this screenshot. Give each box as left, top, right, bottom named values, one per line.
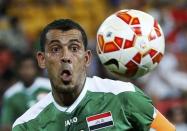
left=86, top=111, right=114, bottom=131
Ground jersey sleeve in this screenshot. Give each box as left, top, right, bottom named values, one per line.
left=120, top=86, right=155, bottom=130
left=12, top=124, right=26, bottom=131
left=150, top=110, right=176, bottom=131
left=1, top=97, right=15, bottom=125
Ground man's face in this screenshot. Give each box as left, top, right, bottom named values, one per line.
left=18, top=59, right=37, bottom=84
left=37, top=29, right=91, bottom=93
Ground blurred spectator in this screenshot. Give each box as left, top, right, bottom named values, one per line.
left=0, top=42, right=14, bottom=79
left=173, top=25, right=187, bottom=53
left=143, top=46, right=187, bottom=101
left=148, top=1, right=175, bottom=37
left=167, top=106, right=187, bottom=131
left=0, top=53, right=51, bottom=131
left=0, top=43, right=16, bottom=129
left=0, top=16, right=29, bottom=54
left=0, top=0, right=10, bottom=16
left=120, top=0, right=148, bottom=11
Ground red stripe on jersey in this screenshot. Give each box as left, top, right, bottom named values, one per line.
left=87, top=112, right=111, bottom=122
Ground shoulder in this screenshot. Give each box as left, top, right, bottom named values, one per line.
left=12, top=92, right=53, bottom=129
left=34, top=77, right=51, bottom=87
left=86, top=76, right=136, bottom=95
left=31, top=77, right=51, bottom=91
left=86, top=76, right=154, bottom=115
left=4, top=82, right=24, bottom=99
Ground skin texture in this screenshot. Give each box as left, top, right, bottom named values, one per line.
left=37, top=29, right=91, bottom=106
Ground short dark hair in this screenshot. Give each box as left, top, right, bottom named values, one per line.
left=40, top=19, right=88, bottom=51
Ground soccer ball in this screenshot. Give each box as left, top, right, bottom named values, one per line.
left=97, top=9, right=165, bottom=78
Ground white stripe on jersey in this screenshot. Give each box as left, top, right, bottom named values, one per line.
left=87, top=76, right=135, bottom=94
left=27, top=77, right=51, bottom=94
left=12, top=93, right=53, bottom=128
left=4, top=82, right=24, bottom=99
left=4, top=77, right=51, bottom=99
left=153, top=107, right=157, bottom=119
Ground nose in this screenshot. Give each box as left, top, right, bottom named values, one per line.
left=61, top=48, right=72, bottom=64
left=61, top=57, right=72, bottom=64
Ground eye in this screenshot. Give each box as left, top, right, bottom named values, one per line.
left=70, top=45, right=79, bottom=52
left=51, top=46, right=61, bottom=53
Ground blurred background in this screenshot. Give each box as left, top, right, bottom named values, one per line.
left=0, top=0, right=187, bottom=130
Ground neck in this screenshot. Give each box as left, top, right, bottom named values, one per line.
left=23, top=78, right=35, bottom=88
left=53, top=90, right=78, bottom=106
left=52, top=77, right=86, bottom=107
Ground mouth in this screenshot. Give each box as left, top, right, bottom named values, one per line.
left=60, top=69, right=73, bottom=85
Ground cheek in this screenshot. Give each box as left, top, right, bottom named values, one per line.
left=73, top=55, right=87, bottom=72
left=46, top=53, right=59, bottom=65
left=45, top=57, right=60, bottom=74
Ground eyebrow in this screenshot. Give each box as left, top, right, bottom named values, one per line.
left=47, top=38, right=82, bottom=46
left=48, top=40, right=61, bottom=45
left=69, top=39, right=81, bottom=43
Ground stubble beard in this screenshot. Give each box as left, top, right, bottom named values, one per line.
left=52, top=71, right=86, bottom=94
left=51, top=79, right=75, bottom=94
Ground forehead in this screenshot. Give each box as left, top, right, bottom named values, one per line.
left=46, top=29, right=82, bottom=42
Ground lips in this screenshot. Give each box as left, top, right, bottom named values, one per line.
left=60, top=69, right=72, bottom=84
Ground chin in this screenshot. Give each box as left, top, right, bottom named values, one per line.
left=55, top=83, right=75, bottom=93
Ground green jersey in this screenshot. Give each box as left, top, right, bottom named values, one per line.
left=12, top=76, right=155, bottom=131
left=1, top=77, right=51, bottom=125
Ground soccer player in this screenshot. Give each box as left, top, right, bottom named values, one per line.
left=1, top=54, right=51, bottom=131
left=12, top=19, right=175, bottom=131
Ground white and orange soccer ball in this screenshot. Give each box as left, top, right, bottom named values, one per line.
left=97, top=9, right=165, bottom=78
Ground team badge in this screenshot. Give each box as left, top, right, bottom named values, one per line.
left=86, top=111, right=114, bottom=131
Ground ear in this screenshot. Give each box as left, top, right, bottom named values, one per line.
left=84, top=50, right=92, bottom=67
left=36, top=51, right=46, bottom=69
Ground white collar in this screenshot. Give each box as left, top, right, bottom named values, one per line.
left=52, top=78, right=89, bottom=113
